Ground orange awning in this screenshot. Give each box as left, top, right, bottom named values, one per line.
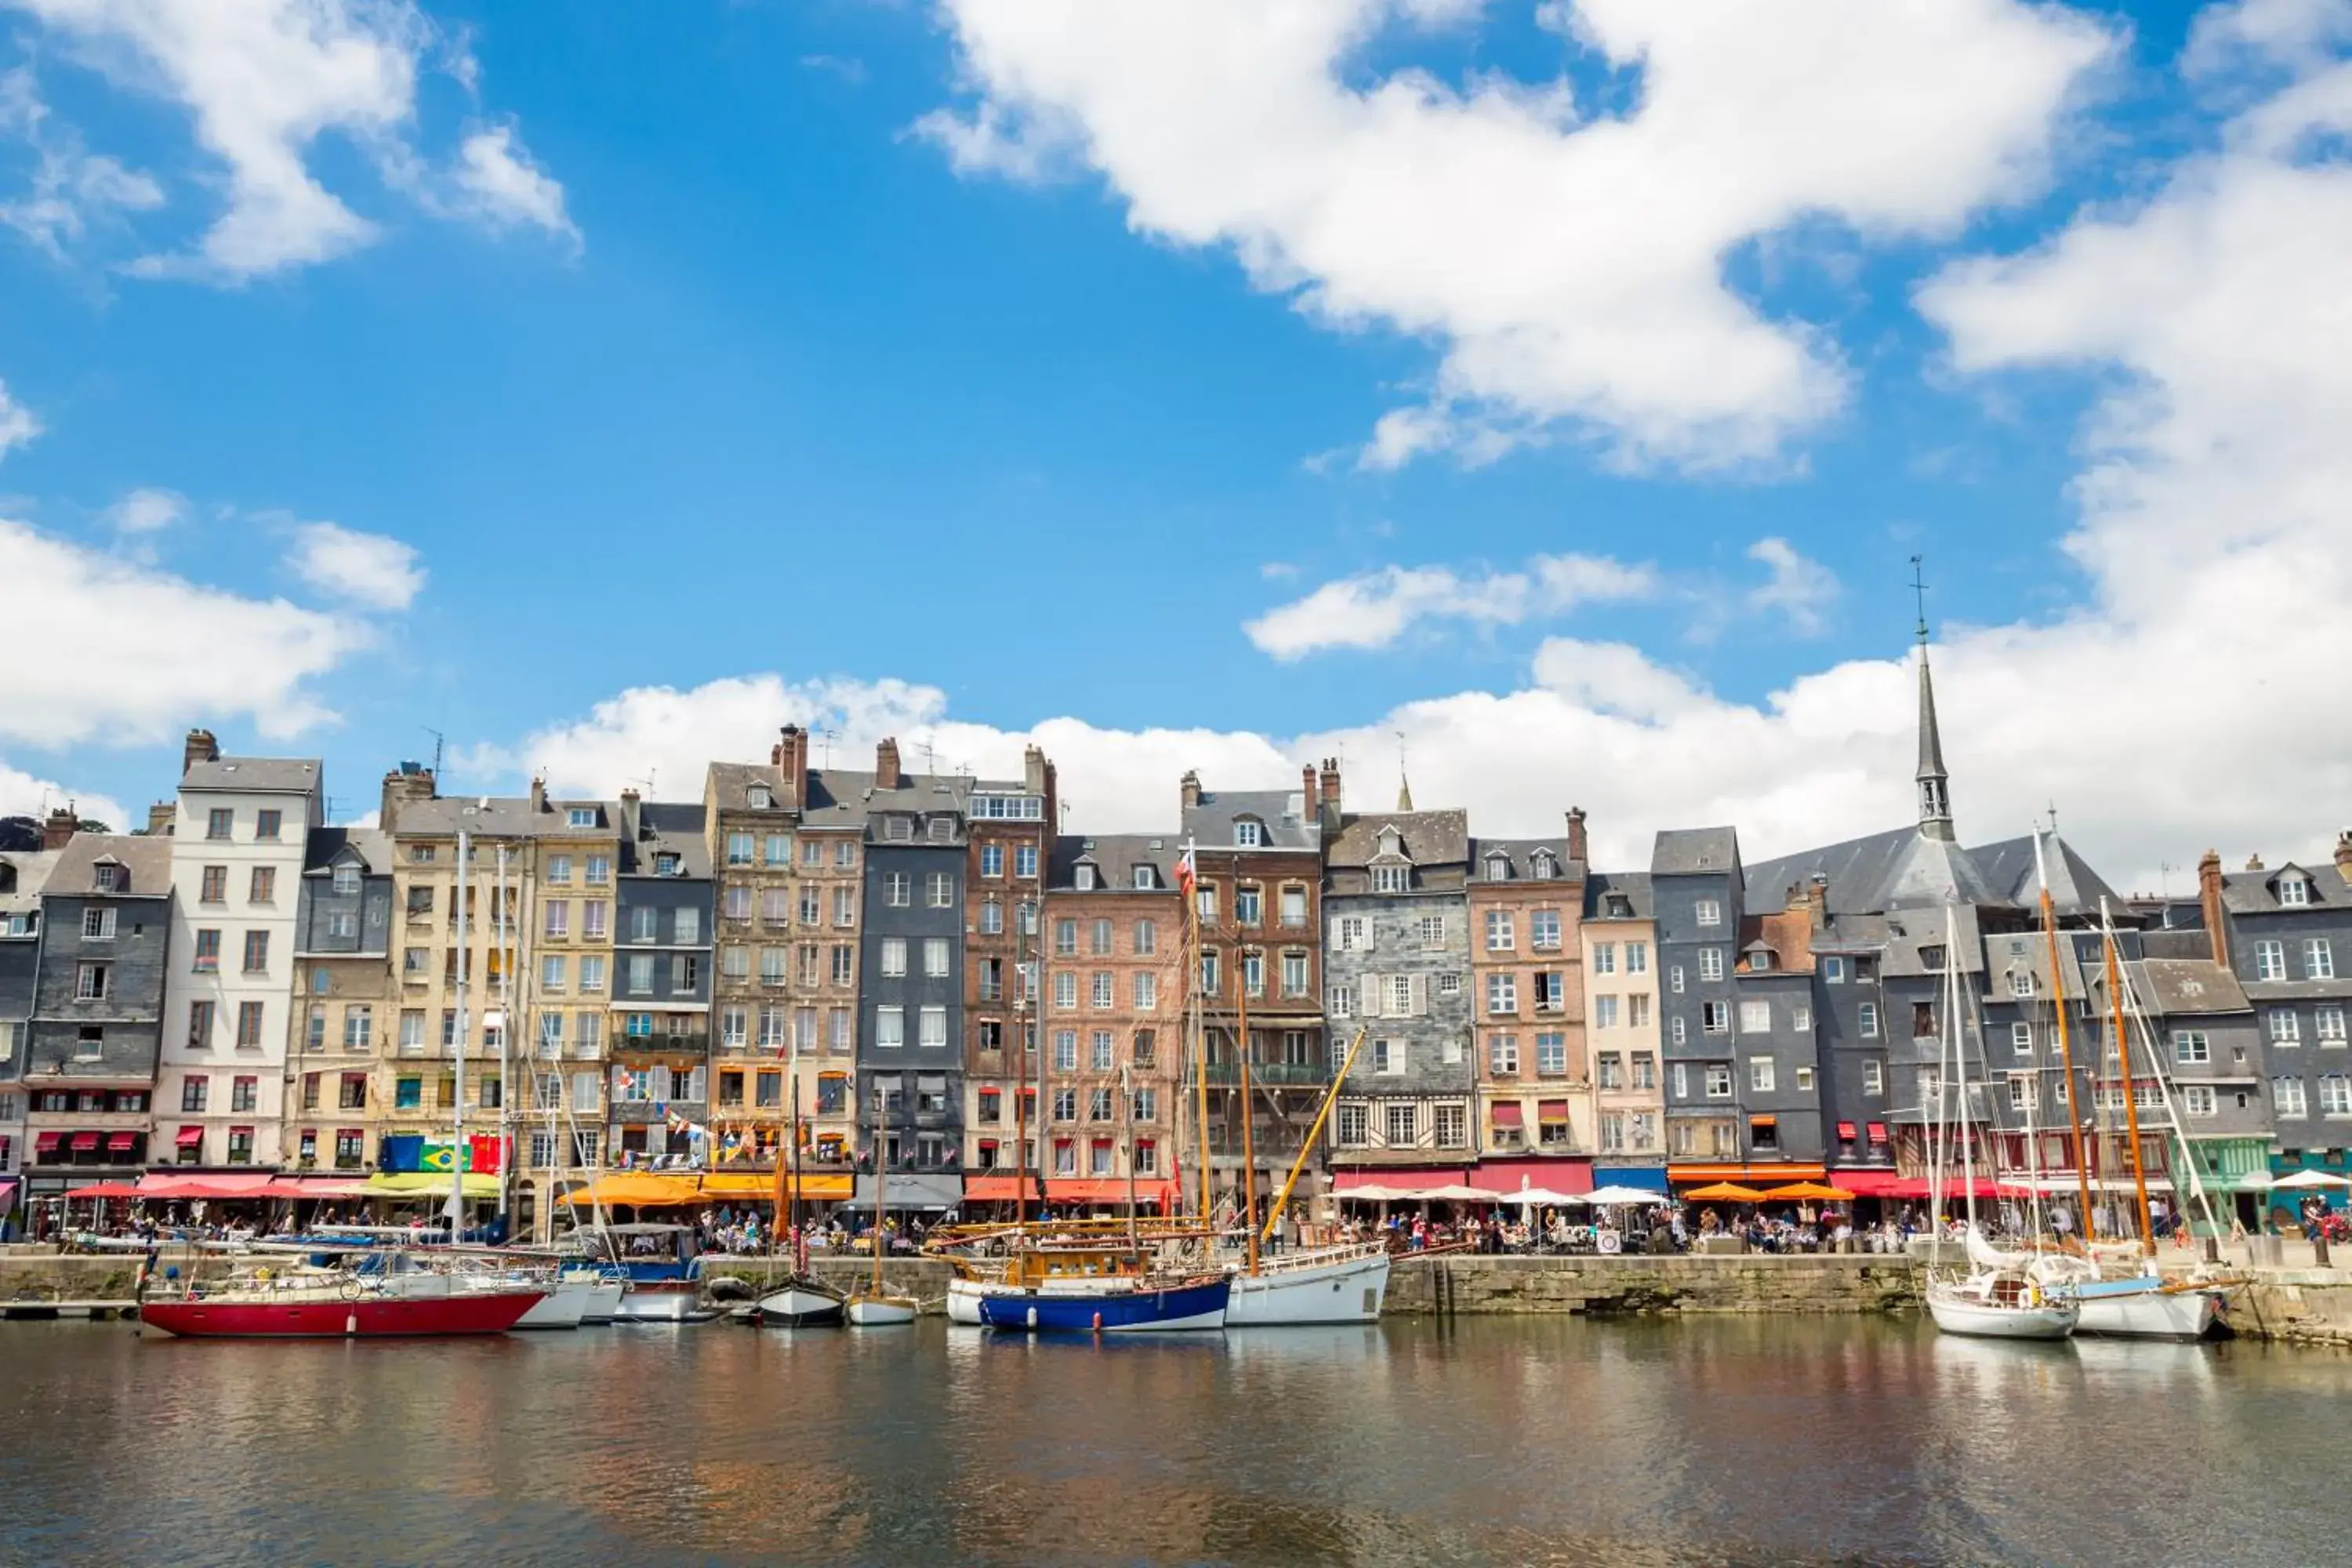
left=1044, top=1178, right=1177, bottom=1208
left=964, top=1174, right=1046, bottom=1202
left=1683, top=1182, right=1767, bottom=1202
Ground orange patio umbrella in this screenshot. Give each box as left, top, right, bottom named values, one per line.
left=1682, top=1181, right=1766, bottom=1203
left=1761, top=1181, right=1857, bottom=1202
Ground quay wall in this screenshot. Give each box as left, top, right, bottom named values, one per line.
left=1388, top=1253, right=1924, bottom=1317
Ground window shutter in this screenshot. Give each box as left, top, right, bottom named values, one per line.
left=1410, top=974, right=1428, bottom=1016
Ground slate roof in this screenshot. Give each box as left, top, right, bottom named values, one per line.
left=300, top=826, right=394, bottom=874
left=1327, top=809, right=1469, bottom=869
left=622, top=802, right=713, bottom=877
left=0, top=850, right=60, bottom=913
left=1652, top=826, right=1738, bottom=877
left=2127, top=957, right=2252, bottom=1017
left=706, top=760, right=791, bottom=815
left=1976, top=927, right=2097, bottom=1002
left=1972, top=833, right=2123, bottom=918
left=1584, top=869, right=1652, bottom=920
left=1467, top=837, right=1583, bottom=885
left=181, top=756, right=321, bottom=795
left=1181, top=787, right=1319, bottom=853
left=49, top=833, right=172, bottom=897
left=1050, top=833, right=1181, bottom=891
left=2218, top=862, right=2352, bottom=915
left=1875, top=904, right=1987, bottom=978
left=1744, top=827, right=2118, bottom=920
left=393, top=795, right=618, bottom=840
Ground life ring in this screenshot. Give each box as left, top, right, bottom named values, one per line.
left=1596, top=1230, right=1622, bottom=1255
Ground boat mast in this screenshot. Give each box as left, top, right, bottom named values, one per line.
left=1948, top=906, right=1977, bottom=1237
left=1120, top=1062, right=1139, bottom=1254
left=2100, top=898, right=2158, bottom=1259
left=869, top=1041, right=887, bottom=1295
left=1185, top=839, right=1211, bottom=1225
left=1236, top=939, right=1259, bottom=1276
left=786, top=1036, right=806, bottom=1274
left=1013, top=920, right=1033, bottom=1233
left=1262, top=1025, right=1369, bottom=1248
left=2034, top=831, right=2099, bottom=1245
left=449, top=829, right=470, bottom=1232
left=496, top=844, right=512, bottom=1233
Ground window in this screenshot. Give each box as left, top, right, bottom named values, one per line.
left=75, top=962, right=108, bottom=1000
left=2174, top=1029, right=2211, bottom=1065
left=1858, top=1002, right=1880, bottom=1040
left=1090, top=918, right=1114, bottom=956
left=196, top=864, right=227, bottom=904
left=725, top=831, right=753, bottom=866
left=2281, top=875, right=2311, bottom=907
left=1626, top=942, right=1648, bottom=975
left=1052, top=1030, right=1078, bottom=1073
left=1370, top=1038, right=1401, bottom=1075
left=1385, top=1103, right=1417, bottom=1145
left=183, top=1077, right=209, bottom=1112
left=191, top=928, right=222, bottom=973
left=881, top=938, right=907, bottom=978
left=1592, top=994, right=1619, bottom=1028
left=1092, top=971, right=1114, bottom=1008
left=2182, top=1084, right=2217, bottom=1118
left=1052, top=971, right=1077, bottom=1011
left=1701, top=1001, right=1730, bottom=1035
left=1704, top=1065, right=1732, bottom=1098
left=1236, top=887, right=1262, bottom=926
left=1337, top=1104, right=1368, bottom=1146
left=182, top=1000, right=214, bottom=1049
left=234, top=931, right=268, bottom=975
left=1530, top=910, right=1561, bottom=950
left=227, top=1074, right=258, bottom=1113
left=1334, top=916, right=1367, bottom=952
left=2320, top=1006, right=2348, bottom=1044
left=1632, top=1052, right=1656, bottom=1090
left=1823, top=956, right=1846, bottom=983
left=2307, top=939, right=2337, bottom=981
left=1196, top=884, right=1219, bottom=924
left=1863, top=1059, right=1883, bottom=1096
left=253, top=808, right=281, bottom=840
left=1434, top=1103, right=1468, bottom=1149
left=1200, top=951, right=1220, bottom=996
left=922, top=938, right=949, bottom=978
left=883, top=873, right=909, bottom=908
left=1489, top=1033, right=1519, bottom=1074
left=1670, top=1016, right=1686, bottom=1047
left=920, top=1007, right=948, bottom=1050
left=1279, top=886, right=1308, bottom=927
left=1695, top=898, right=1722, bottom=927
left=2324, top=1076, right=2352, bottom=1118
left=1053, top=919, right=1077, bottom=958
left=927, top=873, right=955, bottom=908
left=1372, top=866, right=1410, bottom=894
left=2275, top=1076, right=2310, bottom=1116
left=1592, top=942, right=1615, bottom=975
left=876, top=1007, right=904, bottom=1048
left=583, top=855, right=610, bottom=887
left=1698, top=948, right=1724, bottom=983
left=1243, top=951, right=1265, bottom=997
left=1281, top=951, right=1308, bottom=997
left=1597, top=1052, right=1623, bottom=1089
left=1328, top=982, right=1353, bottom=1018
left=1486, top=974, right=1518, bottom=1015
left=206, top=808, right=234, bottom=840
left=1749, top=1058, right=1775, bottom=1093
left=343, top=1006, right=372, bottom=1051
left=2257, top=940, right=2287, bottom=982
left=1417, top=913, right=1446, bottom=949
left=565, top=808, right=596, bottom=829
left=1670, top=965, right=1683, bottom=994
left=1535, top=1032, right=1566, bottom=1075
left=1739, top=1000, right=1771, bottom=1034
left=1485, top=911, right=1515, bottom=952
left=2271, top=1009, right=2303, bottom=1046
left=578, top=955, right=606, bottom=993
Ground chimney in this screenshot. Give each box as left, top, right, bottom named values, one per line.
left=1318, top=757, right=1342, bottom=832
left=2198, top=850, right=2230, bottom=970
left=875, top=738, right=902, bottom=791
left=1806, top=872, right=1829, bottom=930
left=2336, top=829, right=2352, bottom=887
left=1180, top=770, right=1202, bottom=813
left=1024, top=745, right=1049, bottom=797
left=528, top=775, right=548, bottom=815
left=42, top=807, right=80, bottom=850
left=379, top=764, right=436, bottom=834
left=145, top=801, right=176, bottom=837
left=620, top=789, right=642, bottom=844
left=181, top=728, right=219, bottom=777
left=1566, top=807, right=1589, bottom=865
left=1301, top=764, right=1319, bottom=820
left=772, top=725, right=808, bottom=811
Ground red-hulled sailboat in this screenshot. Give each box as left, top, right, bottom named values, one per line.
left=138, top=1261, right=543, bottom=1339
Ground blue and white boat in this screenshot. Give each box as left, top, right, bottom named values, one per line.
left=979, top=1275, right=1230, bottom=1333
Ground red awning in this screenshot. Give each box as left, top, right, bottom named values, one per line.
left=1748, top=1114, right=1777, bottom=1127
left=1331, top=1168, right=1472, bottom=1194
left=175, top=1127, right=205, bottom=1147
left=69, top=1131, right=99, bottom=1151
left=1044, top=1178, right=1177, bottom=1208
left=136, top=1173, right=278, bottom=1200
left=1490, top=1103, right=1524, bottom=1127
left=1469, top=1156, right=1594, bottom=1196
left=65, top=1181, right=147, bottom=1200
left=34, top=1132, right=62, bottom=1154
left=1836, top=1121, right=1857, bottom=1140
left=962, top=1174, right=1043, bottom=1202
left=1831, top=1171, right=2031, bottom=1201
left=1866, top=1123, right=1889, bottom=1142
left=1537, top=1100, right=1570, bottom=1122
left=106, top=1132, right=136, bottom=1152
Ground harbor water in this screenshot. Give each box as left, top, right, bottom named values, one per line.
left=1, top=1316, right=2347, bottom=1566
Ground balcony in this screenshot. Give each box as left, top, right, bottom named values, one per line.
left=613, top=1025, right=710, bottom=1055
left=1203, top=1061, right=1330, bottom=1089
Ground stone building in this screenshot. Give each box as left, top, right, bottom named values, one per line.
left=286, top=826, right=397, bottom=1176
left=24, top=833, right=172, bottom=1197
left=1181, top=764, right=1329, bottom=1214
left=1323, top=774, right=1475, bottom=1194
left=1466, top=825, right=1592, bottom=1192
left=155, top=731, right=323, bottom=1171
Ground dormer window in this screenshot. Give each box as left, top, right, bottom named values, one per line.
left=1920, top=945, right=1947, bottom=971
left=1606, top=895, right=1632, bottom=918
left=885, top=816, right=913, bottom=842
left=748, top=785, right=772, bottom=811
left=1075, top=863, right=1098, bottom=892
left=93, top=862, right=124, bottom=894
left=1531, top=851, right=1557, bottom=880
left=566, top=808, right=596, bottom=829
left=928, top=816, right=955, bottom=843
left=1133, top=866, right=1155, bottom=890
left=1749, top=949, right=1775, bottom=972
left=655, top=853, right=681, bottom=877
left=1485, top=855, right=1511, bottom=881
left=1372, top=865, right=1410, bottom=894
left=2281, top=874, right=2311, bottom=908
left=1234, top=819, right=1262, bottom=849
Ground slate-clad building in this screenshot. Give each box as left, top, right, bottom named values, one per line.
left=608, top=795, right=715, bottom=1167
left=0, top=841, right=62, bottom=1203
left=287, top=826, right=396, bottom=1175
left=24, top=833, right=172, bottom=1194
left=1653, top=826, right=1747, bottom=1173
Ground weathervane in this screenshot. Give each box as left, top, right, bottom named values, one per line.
left=1909, top=555, right=1929, bottom=644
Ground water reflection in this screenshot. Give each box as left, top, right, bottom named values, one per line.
left=0, top=1318, right=2344, bottom=1566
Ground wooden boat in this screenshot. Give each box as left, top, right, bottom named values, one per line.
left=844, top=1066, right=918, bottom=1327
left=978, top=1273, right=1231, bottom=1334
left=140, top=1267, right=542, bottom=1339
left=1225, top=1241, right=1392, bottom=1327
left=1926, top=1269, right=2078, bottom=1341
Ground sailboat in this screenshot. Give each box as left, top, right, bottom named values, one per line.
left=845, top=1066, right=918, bottom=1326
left=753, top=1039, right=845, bottom=1328
left=1923, top=903, right=2078, bottom=1341
left=1225, top=1025, right=1392, bottom=1327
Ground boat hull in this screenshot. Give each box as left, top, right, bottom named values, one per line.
left=846, top=1294, right=919, bottom=1327
left=756, top=1280, right=846, bottom=1328
left=511, top=1280, right=593, bottom=1330
left=1926, top=1293, right=2078, bottom=1341
left=613, top=1283, right=705, bottom=1323
left=140, top=1289, right=543, bottom=1339
left=568, top=1279, right=626, bottom=1324
left=945, top=1278, right=996, bottom=1326
left=980, top=1276, right=1230, bottom=1334
left=2073, top=1283, right=2221, bottom=1341
left=1225, top=1249, right=1390, bottom=1327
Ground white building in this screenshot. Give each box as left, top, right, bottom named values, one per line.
left=155, top=731, right=322, bottom=1171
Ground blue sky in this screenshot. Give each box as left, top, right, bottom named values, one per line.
left=2, top=0, right=2347, bottom=887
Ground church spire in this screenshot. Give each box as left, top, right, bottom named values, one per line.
left=1395, top=730, right=1414, bottom=812
left=1911, top=556, right=1953, bottom=840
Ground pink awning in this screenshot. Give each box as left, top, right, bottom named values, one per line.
left=1331, top=1168, right=1473, bottom=1194
left=1470, top=1156, right=1594, bottom=1196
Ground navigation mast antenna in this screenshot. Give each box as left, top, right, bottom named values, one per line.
left=1909, top=555, right=1929, bottom=644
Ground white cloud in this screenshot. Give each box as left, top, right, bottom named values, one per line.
left=285, top=520, right=425, bottom=612
left=452, top=124, right=579, bottom=249
left=1245, top=550, right=1654, bottom=659
left=0, top=760, right=127, bottom=833
left=0, top=377, right=35, bottom=460
left=919, top=0, right=2112, bottom=469
left=1743, top=537, right=1839, bottom=636
left=0, top=514, right=365, bottom=746
left=106, top=486, right=186, bottom=534
left=0, top=65, right=165, bottom=260
left=9, top=0, right=575, bottom=280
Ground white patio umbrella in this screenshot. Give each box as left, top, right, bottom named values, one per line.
left=1341, top=1185, right=1406, bottom=1202
left=1509, top=1188, right=1588, bottom=1207
left=1422, top=1184, right=1497, bottom=1203
left=2271, top=1170, right=2352, bottom=1190
left=1583, top=1185, right=1668, bottom=1207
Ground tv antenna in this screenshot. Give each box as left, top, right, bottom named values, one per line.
left=419, top=726, right=446, bottom=778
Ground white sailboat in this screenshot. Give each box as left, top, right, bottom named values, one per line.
left=1923, top=904, right=2078, bottom=1341
left=1224, top=1025, right=1390, bottom=1327
left=845, top=1060, right=917, bottom=1327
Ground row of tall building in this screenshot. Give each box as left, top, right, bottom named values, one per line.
left=3, top=638, right=2349, bottom=1232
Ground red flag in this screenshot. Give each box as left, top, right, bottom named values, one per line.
left=1176, top=841, right=1197, bottom=898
